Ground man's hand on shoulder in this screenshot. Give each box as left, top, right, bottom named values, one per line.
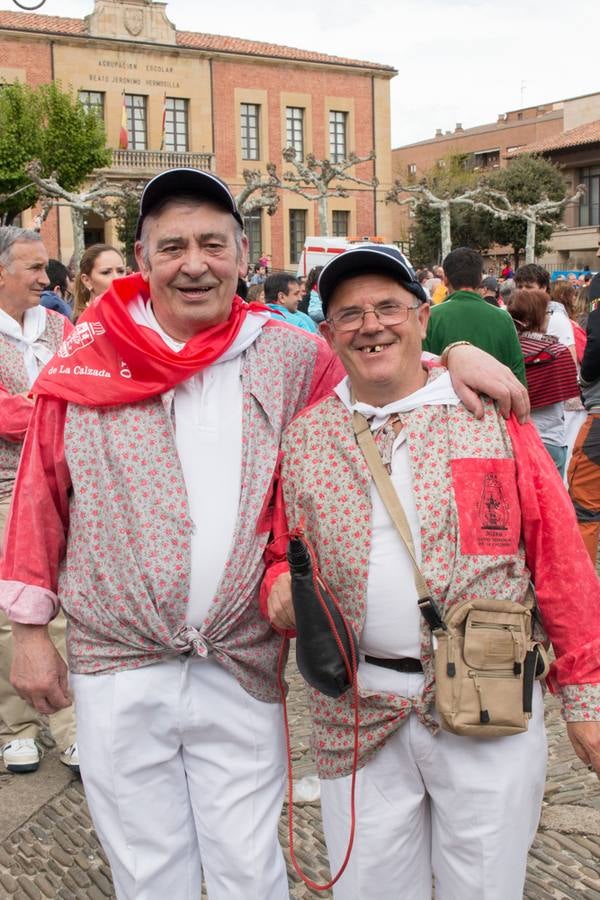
left=10, top=623, right=71, bottom=715
left=444, top=343, right=530, bottom=423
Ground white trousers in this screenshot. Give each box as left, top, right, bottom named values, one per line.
left=71, top=657, right=289, bottom=900
left=321, top=667, right=547, bottom=900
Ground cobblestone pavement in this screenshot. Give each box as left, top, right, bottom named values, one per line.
left=1, top=660, right=599, bottom=899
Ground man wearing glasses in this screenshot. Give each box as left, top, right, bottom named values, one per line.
left=264, top=244, right=600, bottom=900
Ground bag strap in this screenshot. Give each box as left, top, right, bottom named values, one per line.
left=351, top=410, right=445, bottom=632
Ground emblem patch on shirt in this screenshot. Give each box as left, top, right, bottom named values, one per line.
left=451, top=458, right=520, bottom=556
left=58, top=322, right=105, bottom=359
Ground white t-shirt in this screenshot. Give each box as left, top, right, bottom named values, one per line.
left=546, top=302, right=574, bottom=347
left=361, top=432, right=423, bottom=659
left=334, top=373, right=460, bottom=660
left=129, top=297, right=268, bottom=625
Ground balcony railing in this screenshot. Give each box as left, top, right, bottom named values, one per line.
left=111, top=150, right=214, bottom=171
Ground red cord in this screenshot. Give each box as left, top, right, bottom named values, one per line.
left=276, top=528, right=360, bottom=891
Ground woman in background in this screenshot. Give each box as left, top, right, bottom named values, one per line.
left=73, top=244, right=126, bottom=321
left=306, top=265, right=324, bottom=323
left=508, top=288, right=579, bottom=477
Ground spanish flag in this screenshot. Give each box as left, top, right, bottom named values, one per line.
left=160, top=94, right=167, bottom=151
left=119, top=94, right=128, bottom=150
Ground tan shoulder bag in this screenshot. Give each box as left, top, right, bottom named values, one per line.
left=352, top=410, right=548, bottom=738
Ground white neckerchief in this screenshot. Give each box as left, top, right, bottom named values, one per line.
left=129, top=296, right=270, bottom=358
left=0, top=305, right=52, bottom=388
left=334, top=371, right=460, bottom=431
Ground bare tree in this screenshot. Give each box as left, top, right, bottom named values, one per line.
left=235, top=165, right=282, bottom=218
left=282, top=147, right=377, bottom=236
left=386, top=181, right=498, bottom=260
left=25, top=161, right=131, bottom=268
left=387, top=179, right=585, bottom=263
left=451, top=184, right=586, bottom=263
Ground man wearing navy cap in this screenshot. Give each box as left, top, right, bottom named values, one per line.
left=264, top=243, right=600, bottom=900
left=1, top=175, right=531, bottom=899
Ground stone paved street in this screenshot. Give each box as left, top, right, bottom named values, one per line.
left=1, top=658, right=599, bottom=899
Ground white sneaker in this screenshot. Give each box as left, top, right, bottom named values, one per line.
left=2, top=738, right=41, bottom=773
left=59, top=742, right=80, bottom=775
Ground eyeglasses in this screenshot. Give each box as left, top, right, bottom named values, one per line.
left=327, top=301, right=420, bottom=333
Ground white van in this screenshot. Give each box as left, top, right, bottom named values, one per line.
left=296, top=236, right=397, bottom=279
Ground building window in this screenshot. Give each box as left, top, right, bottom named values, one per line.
left=329, top=110, right=347, bottom=162
left=78, top=90, right=104, bottom=120
left=332, top=210, right=349, bottom=237
left=164, top=97, right=188, bottom=152
left=244, top=211, right=262, bottom=265
left=289, top=209, right=306, bottom=265
left=467, top=149, right=500, bottom=171
left=286, top=106, right=304, bottom=159
left=408, top=163, right=417, bottom=176
left=579, top=166, right=600, bottom=227
left=241, top=103, right=260, bottom=160
left=125, top=94, right=147, bottom=150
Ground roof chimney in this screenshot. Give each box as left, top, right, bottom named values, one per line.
left=435, top=128, right=443, bottom=138
left=455, top=123, right=463, bottom=132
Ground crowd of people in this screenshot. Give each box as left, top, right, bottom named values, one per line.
left=0, top=169, right=598, bottom=900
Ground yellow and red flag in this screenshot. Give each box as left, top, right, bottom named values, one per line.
left=118, top=94, right=128, bottom=150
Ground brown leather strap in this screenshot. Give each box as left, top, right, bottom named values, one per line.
left=352, top=410, right=430, bottom=602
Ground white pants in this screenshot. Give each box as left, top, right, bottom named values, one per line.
left=321, top=667, right=547, bottom=900
left=71, top=656, right=289, bottom=900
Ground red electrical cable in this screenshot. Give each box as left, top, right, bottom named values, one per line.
left=276, top=528, right=361, bottom=892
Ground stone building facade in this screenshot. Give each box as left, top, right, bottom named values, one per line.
left=0, top=0, right=396, bottom=270
left=391, top=92, right=600, bottom=268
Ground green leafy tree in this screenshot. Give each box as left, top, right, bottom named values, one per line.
left=0, top=81, right=111, bottom=224
left=113, top=185, right=144, bottom=270
left=484, top=155, right=567, bottom=265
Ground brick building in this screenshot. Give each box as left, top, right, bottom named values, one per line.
left=391, top=91, right=600, bottom=268
left=0, top=0, right=396, bottom=270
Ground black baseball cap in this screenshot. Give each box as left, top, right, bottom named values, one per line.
left=317, top=244, right=427, bottom=316
left=135, top=168, right=244, bottom=240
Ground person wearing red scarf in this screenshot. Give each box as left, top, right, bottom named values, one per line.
left=0, top=169, right=530, bottom=900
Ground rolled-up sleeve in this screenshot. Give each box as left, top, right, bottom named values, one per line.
left=0, top=397, right=71, bottom=624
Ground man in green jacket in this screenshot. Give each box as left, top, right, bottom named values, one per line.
left=424, top=247, right=526, bottom=385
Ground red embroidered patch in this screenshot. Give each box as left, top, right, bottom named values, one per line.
left=451, top=458, right=521, bottom=556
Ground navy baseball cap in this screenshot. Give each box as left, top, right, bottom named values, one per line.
left=135, top=168, right=244, bottom=240
left=317, top=244, right=427, bottom=316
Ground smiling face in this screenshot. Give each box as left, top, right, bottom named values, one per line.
left=280, top=280, right=301, bottom=312
left=0, top=239, right=49, bottom=324
left=320, top=273, right=429, bottom=406
left=81, top=250, right=126, bottom=300
left=134, top=199, right=248, bottom=342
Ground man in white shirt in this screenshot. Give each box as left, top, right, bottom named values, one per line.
left=0, top=227, right=77, bottom=776
left=265, top=245, right=600, bottom=900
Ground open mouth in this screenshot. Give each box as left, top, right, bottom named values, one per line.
left=358, top=343, right=394, bottom=354
left=177, top=285, right=215, bottom=298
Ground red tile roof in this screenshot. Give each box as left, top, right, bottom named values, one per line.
left=176, top=30, right=394, bottom=70
left=0, top=10, right=394, bottom=72
left=0, top=11, right=84, bottom=34
left=509, top=120, right=600, bottom=156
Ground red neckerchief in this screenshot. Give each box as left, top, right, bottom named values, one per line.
left=34, top=273, right=268, bottom=407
